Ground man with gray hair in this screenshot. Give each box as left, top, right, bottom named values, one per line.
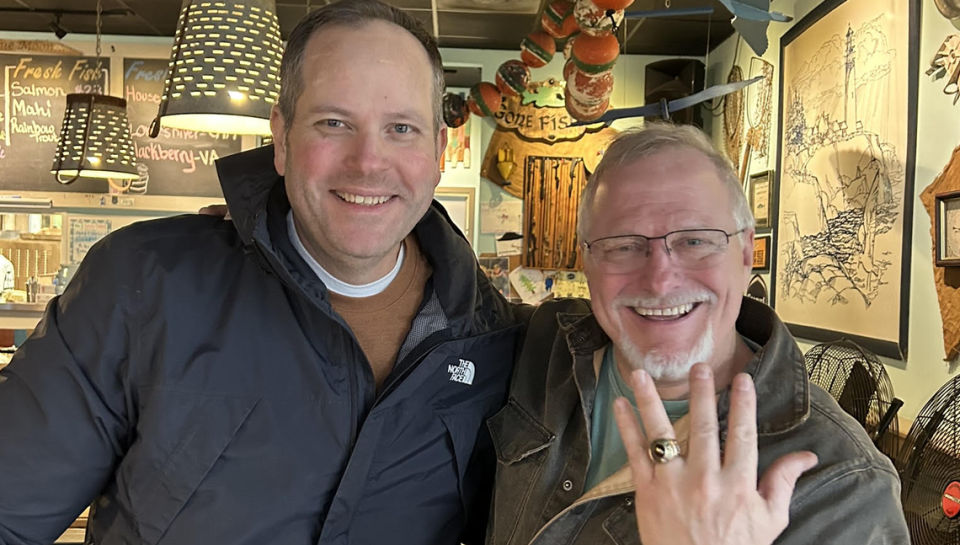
left=484, top=123, right=909, bottom=544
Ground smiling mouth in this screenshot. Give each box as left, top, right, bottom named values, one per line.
left=334, top=190, right=394, bottom=206
left=632, top=302, right=700, bottom=321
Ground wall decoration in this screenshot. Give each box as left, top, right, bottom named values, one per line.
left=553, top=271, right=590, bottom=298
left=508, top=266, right=552, bottom=304
left=741, top=56, right=775, bottom=181
left=478, top=256, right=511, bottom=298
left=434, top=186, right=476, bottom=243
left=746, top=57, right=774, bottom=160
left=773, top=0, right=919, bottom=359
left=936, top=191, right=960, bottom=266
left=480, top=80, right=617, bottom=199
left=723, top=64, right=745, bottom=166
left=920, top=144, right=960, bottom=361
left=753, top=234, right=771, bottom=272
left=746, top=274, right=769, bottom=306
left=927, top=35, right=960, bottom=104
left=522, top=155, right=586, bottom=270
left=481, top=199, right=523, bottom=235
left=748, top=170, right=774, bottom=228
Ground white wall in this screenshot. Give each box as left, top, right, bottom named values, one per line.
left=707, top=0, right=959, bottom=423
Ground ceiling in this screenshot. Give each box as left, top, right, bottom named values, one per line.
left=0, top=0, right=735, bottom=55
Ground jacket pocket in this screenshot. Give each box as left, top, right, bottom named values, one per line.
left=487, top=399, right=555, bottom=464
left=485, top=399, right=556, bottom=545
left=117, top=390, right=259, bottom=545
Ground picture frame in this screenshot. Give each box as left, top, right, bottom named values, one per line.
left=748, top=171, right=774, bottom=229
left=478, top=255, right=512, bottom=299
left=753, top=234, right=771, bottom=272
left=936, top=190, right=960, bottom=266
left=434, top=186, right=476, bottom=244
left=771, top=0, right=919, bottom=360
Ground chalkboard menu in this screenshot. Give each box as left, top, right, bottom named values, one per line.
left=123, top=58, right=242, bottom=197
left=0, top=54, right=110, bottom=192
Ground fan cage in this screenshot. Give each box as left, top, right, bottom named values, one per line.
left=804, top=340, right=901, bottom=460
left=900, top=375, right=960, bottom=544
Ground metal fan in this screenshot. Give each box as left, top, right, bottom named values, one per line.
left=899, top=375, right=960, bottom=544
left=804, top=340, right=903, bottom=460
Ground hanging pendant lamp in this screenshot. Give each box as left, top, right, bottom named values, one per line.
left=51, top=0, right=138, bottom=184
left=150, top=0, right=284, bottom=136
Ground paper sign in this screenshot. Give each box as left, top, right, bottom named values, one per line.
left=67, top=217, right=112, bottom=264
left=481, top=200, right=524, bottom=235
left=496, top=238, right=523, bottom=256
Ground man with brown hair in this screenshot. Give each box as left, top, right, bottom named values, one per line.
left=0, top=2, right=521, bottom=544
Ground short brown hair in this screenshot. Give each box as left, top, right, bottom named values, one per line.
left=278, top=0, right=445, bottom=133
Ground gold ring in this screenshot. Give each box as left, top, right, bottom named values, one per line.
left=648, top=438, right=681, bottom=464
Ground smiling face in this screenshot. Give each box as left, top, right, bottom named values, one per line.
left=583, top=146, right=754, bottom=383
left=271, top=20, right=446, bottom=283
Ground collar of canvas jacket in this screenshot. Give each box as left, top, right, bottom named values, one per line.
left=213, top=144, right=518, bottom=337
left=555, top=296, right=810, bottom=437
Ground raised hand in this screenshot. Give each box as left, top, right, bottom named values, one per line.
left=613, top=363, right=818, bottom=545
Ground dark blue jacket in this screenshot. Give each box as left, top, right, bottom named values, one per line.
left=0, top=145, right=522, bottom=545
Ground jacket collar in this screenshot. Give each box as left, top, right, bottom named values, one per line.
left=216, top=144, right=279, bottom=247
left=214, top=145, right=515, bottom=337
left=557, top=297, right=809, bottom=437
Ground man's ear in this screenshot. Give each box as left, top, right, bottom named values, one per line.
left=270, top=106, right=287, bottom=176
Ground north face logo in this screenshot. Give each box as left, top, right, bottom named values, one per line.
left=448, top=359, right=475, bottom=385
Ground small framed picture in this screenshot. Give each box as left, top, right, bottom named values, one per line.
left=753, top=234, right=771, bottom=272
left=748, top=171, right=774, bottom=229
left=936, top=190, right=960, bottom=266
left=478, top=255, right=511, bottom=299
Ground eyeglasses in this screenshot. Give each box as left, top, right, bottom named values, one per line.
left=582, top=228, right=746, bottom=273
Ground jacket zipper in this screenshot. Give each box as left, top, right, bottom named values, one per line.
left=249, top=238, right=365, bottom=448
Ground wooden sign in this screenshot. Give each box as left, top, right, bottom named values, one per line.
left=491, top=80, right=606, bottom=144
left=481, top=79, right=617, bottom=199
left=0, top=40, right=82, bottom=56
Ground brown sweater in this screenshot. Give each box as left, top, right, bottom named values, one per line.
left=330, top=235, right=432, bottom=387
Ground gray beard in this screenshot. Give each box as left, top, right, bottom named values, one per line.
left=615, top=320, right=715, bottom=382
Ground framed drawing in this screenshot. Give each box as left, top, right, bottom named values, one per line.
left=435, top=186, right=476, bottom=244
left=936, top=191, right=960, bottom=266
left=753, top=234, right=771, bottom=272
left=748, top=171, right=774, bottom=229
left=772, top=0, right=919, bottom=359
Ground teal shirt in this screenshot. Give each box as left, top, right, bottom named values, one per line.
left=584, top=346, right=689, bottom=491
left=584, top=337, right=761, bottom=491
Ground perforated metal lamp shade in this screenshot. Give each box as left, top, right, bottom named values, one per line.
left=154, top=0, right=284, bottom=136
left=51, top=94, right=139, bottom=182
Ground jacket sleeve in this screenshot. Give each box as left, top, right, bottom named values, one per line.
left=0, top=233, right=138, bottom=545
left=776, top=462, right=910, bottom=545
